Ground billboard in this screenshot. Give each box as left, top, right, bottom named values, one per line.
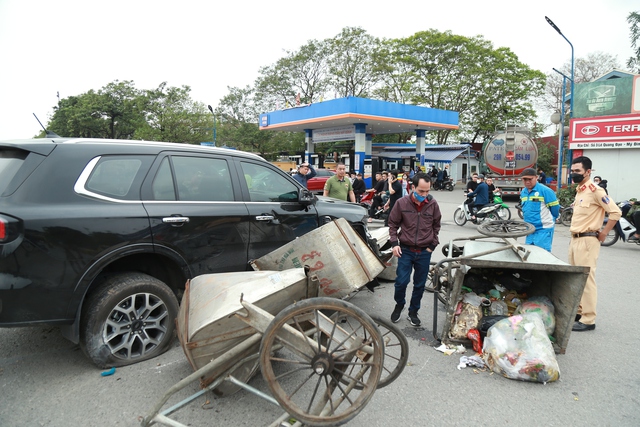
left=573, top=76, right=635, bottom=118
left=569, top=114, right=640, bottom=149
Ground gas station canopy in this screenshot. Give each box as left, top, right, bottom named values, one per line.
left=259, top=97, right=458, bottom=135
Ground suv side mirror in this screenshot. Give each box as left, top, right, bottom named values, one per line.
left=298, top=187, right=315, bottom=204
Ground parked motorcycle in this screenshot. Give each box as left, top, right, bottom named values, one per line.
left=559, top=205, right=573, bottom=227
left=515, top=201, right=524, bottom=219
left=492, top=191, right=512, bottom=220
left=601, top=201, right=639, bottom=247
left=433, top=178, right=455, bottom=191
left=453, top=196, right=502, bottom=226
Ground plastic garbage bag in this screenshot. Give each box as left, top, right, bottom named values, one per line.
left=482, top=313, right=560, bottom=383
left=514, top=296, right=556, bottom=336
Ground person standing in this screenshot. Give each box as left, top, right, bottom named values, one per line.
left=352, top=173, right=366, bottom=202
left=388, top=173, right=441, bottom=326
left=323, top=163, right=355, bottom=202
left=292, top=162, right=317, bottom=189
left=568, top=156, right=621, bottom=332
left=366, top=171, right=388, bottom=222
left=401, top=172, right=410, bottom=196
left=383, top=170, right=403, bottom=227
left=537, top=167, right=547, bottom=184
left=519, top=168, right=560, bottom=252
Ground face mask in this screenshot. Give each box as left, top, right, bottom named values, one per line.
left=570, top=173, right=585, bottom=184
left=413, top=193, right=427, bottom=203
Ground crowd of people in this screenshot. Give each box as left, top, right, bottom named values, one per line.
left=294, top=158, right=633, bottom=334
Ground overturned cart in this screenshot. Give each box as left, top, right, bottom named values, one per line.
left=141, top=218, right=407, bottom=427
left=428, top=220, right=590, bottom=354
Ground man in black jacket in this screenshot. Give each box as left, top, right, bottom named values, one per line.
left=352, top=173, right=366, bottom=202
left=388, top=173, right=442, bottom=326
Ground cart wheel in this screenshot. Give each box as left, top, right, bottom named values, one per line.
left=260, top=298, right=383, bottom=427
left=476, top=220, right=535, bottom=238
left=424, top=264, right=451, bottom=305
left=337, top=314, right=408, bottom=390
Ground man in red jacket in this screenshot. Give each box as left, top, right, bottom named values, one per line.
left=388, top=173, right=442, bottom=326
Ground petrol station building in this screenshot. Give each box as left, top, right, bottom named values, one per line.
left=259, top=97, right=459, bottom=177
left=567, top=71, right=640, bottom=201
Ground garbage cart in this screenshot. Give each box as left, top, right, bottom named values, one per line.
left=430, top=220, right=590, bottom=354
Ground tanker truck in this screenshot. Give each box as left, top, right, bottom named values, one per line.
left=480, top=125, right=538, bottom=196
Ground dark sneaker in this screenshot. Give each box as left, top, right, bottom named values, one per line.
left=408, top=311, right=421, bottom=326
left=390, top=304, right=404, bottom=323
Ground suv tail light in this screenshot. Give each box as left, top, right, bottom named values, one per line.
left=0, top=218, right=5, bottom=241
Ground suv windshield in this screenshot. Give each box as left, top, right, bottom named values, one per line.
left=0, top=149, right=27, bottom=195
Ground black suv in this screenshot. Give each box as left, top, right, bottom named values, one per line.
left=0, top=138, right=371, bottom=368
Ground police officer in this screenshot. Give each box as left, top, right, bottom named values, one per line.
left=569, top=156, right=621, bottom=332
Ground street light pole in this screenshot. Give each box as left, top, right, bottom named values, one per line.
left=207, top=104, right=217, bottom=147
left=546, top=16, right=575, bottom=187
left=551, top=68, right=573, bottom=190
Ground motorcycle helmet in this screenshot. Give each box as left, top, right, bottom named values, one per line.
left=477, top=174, right=485, bottom=180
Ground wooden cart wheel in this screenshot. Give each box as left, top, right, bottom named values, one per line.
left=476, top=220, right=535, bottom=238
left=366, top=315, right=408, bottom=388
left=259, top=297, right=383, bottom=427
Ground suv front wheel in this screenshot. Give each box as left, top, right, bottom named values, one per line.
left=80, top=272, right=179, bottom=368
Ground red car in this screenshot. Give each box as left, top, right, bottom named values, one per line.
left=306, top=168, right=335, bottom=193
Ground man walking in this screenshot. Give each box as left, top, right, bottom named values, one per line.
left=519, top=168, right=560, bottom=251
left=292, top=162, right=316, bottom=189
left=323, top=163, right=355, bottom=202
left=569, top=156, right=621, bottom=332
left=388, top=173, right=441, bottom=326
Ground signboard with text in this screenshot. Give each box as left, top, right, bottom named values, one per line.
left=312, top=126, right=355, bottom=143
left=569, top=114, right=640, bottom=149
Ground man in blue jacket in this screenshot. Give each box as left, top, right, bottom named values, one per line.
left=520, top=168, right=560, bottom=251
left=292, top=162, right=317, bottom=188
left=468, top=174, right=489, bottom=220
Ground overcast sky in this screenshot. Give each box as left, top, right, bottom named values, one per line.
left=0, top=0, right=636, bottom=140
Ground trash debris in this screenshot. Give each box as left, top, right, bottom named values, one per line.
left=466, top=329, right=483, bottom=353
left=100, top=367, right=116, bottom=377
left=434, top=343, right=466, bottom=355
left=457, top=355, right=486, bottom=370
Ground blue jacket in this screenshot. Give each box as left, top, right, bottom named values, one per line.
left=292, top=166, right=317, bottom=188
left=520, top=183, right=560, bottom=230
left=469, top=182, right=490, bottom=206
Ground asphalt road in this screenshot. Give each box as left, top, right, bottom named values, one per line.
left=1, top=188, right=639, bottom=427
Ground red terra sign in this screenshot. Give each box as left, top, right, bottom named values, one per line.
left=569, top=114, right=640, bottom=149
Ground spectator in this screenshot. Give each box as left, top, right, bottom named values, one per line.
left=292, top=162, right=317, bottom=189
left=323, top=163, right=355, bottom=202
left=466, top=173, right=479, bottom=193
left=352, top=173, right=366, bottom=202
left=537, top=167, right=546, bottom=184
left=593, top=176, right=608, bottom=194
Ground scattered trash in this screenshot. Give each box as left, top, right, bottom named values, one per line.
left=457, top=355, right=486, bottom=370
left=434, top=343, right=466, bottom=355
left=100, top=367, right=116, bottom=377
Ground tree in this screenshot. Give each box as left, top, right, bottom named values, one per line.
left=387, top=30, right=545, bottom=145
left=134, top=82, right=211, bottom=144
left=48, top=80, right=143, bottom=139
left=627, top=11, right=640, bottom=73
left=327, top=27, right=382, bottom=98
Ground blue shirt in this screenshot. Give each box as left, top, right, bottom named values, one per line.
left=292, top=166, right=317, bottom=188
left=520, top=183, right=560, bottom=230
left=469, top=182, right=489, bottom=206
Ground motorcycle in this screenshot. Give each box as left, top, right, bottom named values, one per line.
left=492, top=191, right=512, bottom=220
left=433, top=178, right=455, bottom=191
left=559, top=205, right=573, bottom=227
left=453, top=195, right=503, bottom=226
left=601, top=201, right=639, bottom=247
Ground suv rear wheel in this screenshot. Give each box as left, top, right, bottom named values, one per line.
left=80, top=273, right=179, bottom=368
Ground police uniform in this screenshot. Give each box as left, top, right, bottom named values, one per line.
left=569, top=179, right=621, bottom=326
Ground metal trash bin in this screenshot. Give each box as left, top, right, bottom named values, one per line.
left=440, top=240, right=589, bottom=354
left=250, top=218, right=386, bottom=299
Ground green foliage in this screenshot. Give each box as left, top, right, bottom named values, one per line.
left=557, top=184, right=577, bottom=207
left=627, top=11, right=640, bottom=73
left=536, top=140, right=555, bottom=178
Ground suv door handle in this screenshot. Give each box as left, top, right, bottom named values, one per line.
left=163, top=216, right=190, bottom=224
left=255, top=215, right=275, bottom=221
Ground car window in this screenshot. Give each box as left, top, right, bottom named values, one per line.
left=151, top=158, right=176, bottom=200
left=0, top=148, right=27, bottom=195
left=315, top=170, right=334, bottom=177
left=172, top=156, right=234, bottom=202
left=240, top=162, right=298, bottom=202
left=86, top=157, right=143, bottom=197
